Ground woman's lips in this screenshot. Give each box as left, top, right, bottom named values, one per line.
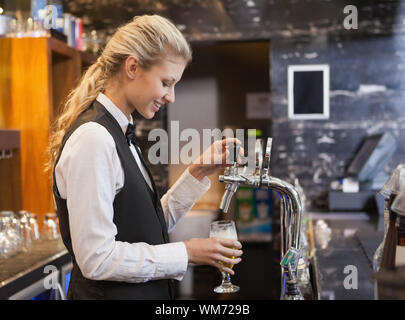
left=153, top=102, right=162, bottom=112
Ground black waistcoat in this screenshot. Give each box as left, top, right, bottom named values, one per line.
left=53, top=100, right=174, bottom=300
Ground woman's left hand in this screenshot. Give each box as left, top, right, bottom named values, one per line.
left=188, top=138, right=242, bottom=181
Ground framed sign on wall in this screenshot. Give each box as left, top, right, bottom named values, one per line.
left=288, top=64, right=330, bottom=120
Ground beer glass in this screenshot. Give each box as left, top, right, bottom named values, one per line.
left=0, top=211, right=21, bottom=256
left=0, top=217, right=12, bottom=260
left=43, top=213, right=60, bottom=240
left=209, top=220, right=240, bottom=293
left=17, top=211, right=32, bottom=252
left=29, top=213, right=40, bottom=241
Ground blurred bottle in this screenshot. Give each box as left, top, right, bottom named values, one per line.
left=373, top=199, right=390, bottom=300
left=296, top=257, right=313, bottom=299
left=392, top=189, right=405, bottom=246
left=379, top=164, right=405, bottom=271
left=380, top=164, right=405, bottom=270
left=374, top=164, right=405, bottom=299
left=90, top=29, right=101, bottom=54
left=81, top=31, right=90, bottom=52
left=315, top=220, right=331, bottom=249
left=62, top=13, right=73, bottom=46
left=380, top=194, right=398, bottom=270
left=75, top=17, right=83, bottom=50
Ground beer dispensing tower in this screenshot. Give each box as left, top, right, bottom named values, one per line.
left=219, top=138, right=304, bottom=300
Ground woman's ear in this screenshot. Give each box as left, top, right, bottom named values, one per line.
left=125, top=56, right=138, bottom=80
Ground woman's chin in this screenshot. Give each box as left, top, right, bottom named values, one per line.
left=138, top=109, right=155, bottom=119
left=146, top=111, right=156, bottom=119
left=149, top=107, right=161, bottom=118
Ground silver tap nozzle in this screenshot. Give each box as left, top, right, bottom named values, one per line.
left=219, top=182, right=239, bottom=213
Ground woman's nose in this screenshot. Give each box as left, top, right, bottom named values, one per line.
left=164, top=88, right=175, bottom=104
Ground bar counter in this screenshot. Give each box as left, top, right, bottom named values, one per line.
left=0, top=238, right=71, bottom=299
left=0, top=213, right=384, bottom=300
left=308, top=212, right=382, bottom=300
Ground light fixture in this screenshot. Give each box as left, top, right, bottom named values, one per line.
left=0, top=7, right=4, bottom=14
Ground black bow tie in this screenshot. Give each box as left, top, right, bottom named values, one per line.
left=125, top=123, right=137, bottom=146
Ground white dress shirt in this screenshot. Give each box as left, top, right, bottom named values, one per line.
left=55, top=92, right=210, bottom=283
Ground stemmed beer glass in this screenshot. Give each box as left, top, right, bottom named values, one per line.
left=209, top=220, right=240, bottom=293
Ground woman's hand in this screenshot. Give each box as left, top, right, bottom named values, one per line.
left=184, top=237, right=243, bottom=275
left=188, top=138, right=243, bottom=181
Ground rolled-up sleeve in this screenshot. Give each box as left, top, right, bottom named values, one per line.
left=161, top=167, right=211, bottom=233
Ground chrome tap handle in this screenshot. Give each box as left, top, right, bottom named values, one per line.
left=262, top=138, right=272, bottom=178
left=233, top=143, right=241, bottom=164
left=254, top=139, right=264, bottom=175
left=239, top=173, right=253, bottom=184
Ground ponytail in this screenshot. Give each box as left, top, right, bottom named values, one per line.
left=45, top=61, right=106, bottom=172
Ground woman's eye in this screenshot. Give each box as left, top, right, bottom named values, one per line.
left=162, top=82, right=169, bottom=88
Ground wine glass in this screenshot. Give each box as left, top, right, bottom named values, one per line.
left=209, top=220, right=240, bottom=293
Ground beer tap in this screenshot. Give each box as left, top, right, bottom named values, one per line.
left=218, top=138, right=304, bottom=300
left=219, top=140, right=263, bottom=213
left=219, top=144, right=241, bottom=213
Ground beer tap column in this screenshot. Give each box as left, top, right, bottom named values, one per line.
left=261, top=175, right=304, bottom=300
left=218, top=138, right=304, bottom=299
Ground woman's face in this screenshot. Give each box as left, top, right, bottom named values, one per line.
left=125, top=55, right=186, bottom=119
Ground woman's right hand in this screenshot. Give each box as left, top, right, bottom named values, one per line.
left=184, top=237, right=243, bottom=275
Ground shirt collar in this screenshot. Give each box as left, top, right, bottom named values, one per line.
left=96, top=92, right=133, bottom=134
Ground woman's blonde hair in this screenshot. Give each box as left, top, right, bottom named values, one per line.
left=46, top=14, right=191, bottom=172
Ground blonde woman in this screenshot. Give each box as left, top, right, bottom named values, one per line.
left=47, top=15, right=242, bottom=300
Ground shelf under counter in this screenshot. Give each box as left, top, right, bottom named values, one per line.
left=0, top=238, right=71, bottom=299
left=307, top=211, right=382, bottom=300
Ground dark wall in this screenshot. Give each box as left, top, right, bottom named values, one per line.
left=270, top=33, right=405, bottom=210
left=186, top=41, right=271, bottom=132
